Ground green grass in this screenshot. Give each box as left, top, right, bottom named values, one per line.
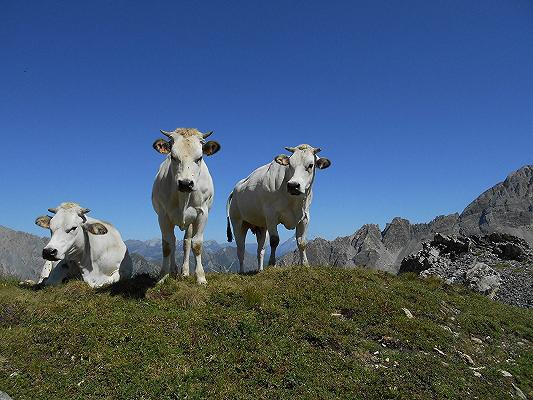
left=0, top=267, right=532, bottom=399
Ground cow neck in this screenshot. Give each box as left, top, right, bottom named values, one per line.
left=75, top=229, right=92, bottom=268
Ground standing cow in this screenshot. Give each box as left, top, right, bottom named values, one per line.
left=152, top=128, right=220, bottom=284
left=34, top=202, right=133, bottom=288
left=227, top=144, right=331, bottom=272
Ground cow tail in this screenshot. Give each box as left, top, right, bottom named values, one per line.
left=226, top=193, right=233, bottom=242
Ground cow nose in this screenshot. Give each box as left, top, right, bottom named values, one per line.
left=287, top=182, right=300, bottom=190
left=178, top=179, right=194, bottom=192
left=42, top=248, right=57, bottom=260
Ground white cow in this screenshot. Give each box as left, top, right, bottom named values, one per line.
left=34, top=202, right=133, bottom=288
left=227, top=144, right=331, bottom=272
left=151, top=128, right=220, bottom=284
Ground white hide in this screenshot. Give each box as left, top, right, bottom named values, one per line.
left=151, top=128, right=220, bottom=285
left=227, top=144, right=330, bottom=272
left=36, top=203, right=132, bottom=288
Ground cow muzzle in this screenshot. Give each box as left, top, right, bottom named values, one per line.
left=178, top=179, right=195, bottom=192
left=287, top=181, right=303, bottom=195
left=42, top=247, right=59, bottom=261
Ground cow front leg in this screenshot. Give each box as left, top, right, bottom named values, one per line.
left=296, top=217, right=310, bottom=266
left=158, top=214, right=176, bottom=283
left=181, top=224, right=193, bottom=277
left=191, top=213, right=208, bottom=285
left=267, top=223, right=280, bottom=266
left=38, top=260, right=56, bottom=283
left=256, top=228, right=267, bottom=272
left=40, top=261, right=79, bottom=286
left=232, top=219, right=248, bottom=274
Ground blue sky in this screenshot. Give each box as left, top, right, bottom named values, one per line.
left=1, top=1, right=532, bottom=242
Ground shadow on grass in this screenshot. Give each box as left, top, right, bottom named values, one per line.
left=96, top=274, right=158, bottom=299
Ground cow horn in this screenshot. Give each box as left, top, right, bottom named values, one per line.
left=48, top=207, right=58, bottom=214
left=203, top=131, right=213, bottom=139
left=313, top=147, right=322, bottom=154
left=285, top=147, right=296, bottom=153
left=160, top=129, right=172, bottom=138
left=78, top=208, right=90, bottom=223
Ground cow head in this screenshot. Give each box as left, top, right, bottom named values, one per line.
left=153, top=128, right=220, bottom=192
left=274, top=144, right=331, bottom=196
left=35, top=202, right=108, bottom=261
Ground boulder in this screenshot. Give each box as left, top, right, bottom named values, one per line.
left=464, top=262, right=501, bottom=297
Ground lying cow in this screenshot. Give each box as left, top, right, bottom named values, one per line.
left=227, top=144, right=331, bottom=272
left=152, top=128, right=220, bottom=284
left=34, top=202, right=133, bottom=288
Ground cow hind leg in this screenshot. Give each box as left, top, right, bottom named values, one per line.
left=256, top=228, right=267, bottom=272
left=182, top=224, right=193, bottom=277
left=267, top=223, right=280, bottom=266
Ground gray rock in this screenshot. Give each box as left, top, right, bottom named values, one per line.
left=0, top=391, right=14, bottom=400
left=464, top=262, right=501, bottom=297
left=399, top=232, right=531, bottom=307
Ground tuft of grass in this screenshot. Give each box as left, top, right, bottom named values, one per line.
left=0, top=266, right=531, bottom=399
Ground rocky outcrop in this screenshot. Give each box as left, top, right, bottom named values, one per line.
left=281, top=215, right=461, bottom=273
left=399, top=233, right=533, bottom=308
left=281, top=165, right=533, bottom=274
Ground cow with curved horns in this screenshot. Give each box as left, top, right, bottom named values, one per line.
left=34, top=202, right=133, bottom=288
left=152, top=128, right=221, bottom=284
left=227, top=144, right=331, bottom=272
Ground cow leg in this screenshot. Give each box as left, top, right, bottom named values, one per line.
left=256, top=228, right=267, bottom=272
left=158, top=214, right=176, bottom=283
left=40, top=261, right=78, bottom=286
left=38, top=260, right=56, bottom=283
left=181, top=224, right=193, bottom=277
left=296, top=217, right=310, bottom=266
left=191, top=214, right=208, bottom=285
left=232, top=219, right=248, bottom=274
left=267, top=223, right=280, bottom=266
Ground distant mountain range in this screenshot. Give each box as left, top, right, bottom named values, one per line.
left=124, top=236, right=298, bottom=273
left=0, top=227, right=297, bottom=280
left=1, top=165, right=532, bottom=280
left=281, top=165, right=533, bottom=273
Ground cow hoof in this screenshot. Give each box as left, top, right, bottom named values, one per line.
left=197, top=277, right=207, bottom=285
left=19, top=280, right=36, bottom=287
left=181, top=272, right=190, bottom=278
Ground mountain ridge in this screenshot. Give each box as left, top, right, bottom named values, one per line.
left=281, top=165, right=533, bottom=273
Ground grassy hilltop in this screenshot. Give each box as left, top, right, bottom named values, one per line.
left=0, top=267, right=532, bottom=399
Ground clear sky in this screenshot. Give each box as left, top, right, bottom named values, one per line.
left=1, top=1, right=532, bottom=242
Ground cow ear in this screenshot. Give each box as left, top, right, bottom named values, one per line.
left=153, top=139, right=171, bottom=154
left=203, top=141, right=221, bottom=156
left=35, top=215, right=52, bottom=229
left=275, top=154, right=290, bottom=166
left=316, top=157, right=331, bottom=169
left=84, top=223, right=108, bottom=235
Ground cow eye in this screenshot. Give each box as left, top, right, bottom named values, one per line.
left=195, top=157, right=203, bottom=164
left=66, top=226, right=77, bottom=233
left=307, top=163, right=314, bottom=170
